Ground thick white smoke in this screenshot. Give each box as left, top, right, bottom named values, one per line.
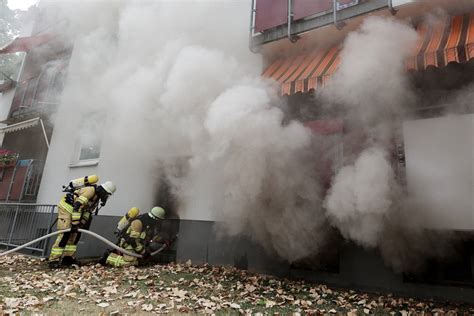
left=322, top=17, right=417, bottom=254
left=322, top=16, right=466, bottom=272
left=43, top=0, right=328, bottom=262
left=325, top=146, right=397, bottom=248
left=199, top=83, right=328, bottom=260
left=323, top=16, right=418, bottom=124
left=42, top=0, right=466, bottom=269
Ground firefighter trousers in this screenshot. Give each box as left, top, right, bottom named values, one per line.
left=105, top=252, right=139, bottom=267
left=48, top=206, right=92, bottom=262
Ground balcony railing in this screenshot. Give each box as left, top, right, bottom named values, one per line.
left=0, top=159, right=44, bottom=203
left=250, top=0, right=394, bottom=47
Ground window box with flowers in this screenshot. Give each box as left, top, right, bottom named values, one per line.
left=0, top=150, right=19, bottom=168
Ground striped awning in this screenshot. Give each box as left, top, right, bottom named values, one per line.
left=264, top=12, right=474, bottom=96
left=406, top=13, right=474, bottom=70
left=0, top=118, right=40, bottom=134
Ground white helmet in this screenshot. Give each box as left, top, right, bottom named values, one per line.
left=148, top=206, right=165, bottom=220
left=100, top=181, right=116, bottom=195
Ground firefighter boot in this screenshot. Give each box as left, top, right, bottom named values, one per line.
left=61, top=256, right=79, bottom=267
left=98, top=250, right=111, bottom=266
left=48, top=260, right=61, bottom=269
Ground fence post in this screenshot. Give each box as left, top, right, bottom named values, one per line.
left=41, top=205, right=56, bottom=257
left=7, top=205, right=20, bottom=246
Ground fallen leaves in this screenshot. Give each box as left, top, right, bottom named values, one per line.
left=97, top=302, right=110, bottom=308
left=0, top=254, right=473, bottom=315
left=265, top=300, right=276, bottom=308
left=141, top=303, right=153, bottom=311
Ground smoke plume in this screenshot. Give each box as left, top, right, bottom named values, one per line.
left=325, top=146, right=398, bottom=248
left=42, top=0, right=329, bottom=262
left=40, top=0, right=469, bottom=270
left=322, top=15, right=469, bottom=272
left=322, top=17, right=418, bottom=255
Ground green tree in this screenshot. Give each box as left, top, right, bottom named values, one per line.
left=0, top=0, right=22, bottom=80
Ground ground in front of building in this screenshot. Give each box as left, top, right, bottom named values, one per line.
left=0, top=255, right=473, bottom=315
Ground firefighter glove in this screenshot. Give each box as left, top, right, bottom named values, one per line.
left=70, top=224, right=79, bottom=234
left=65, top=192, right=75, bottom=205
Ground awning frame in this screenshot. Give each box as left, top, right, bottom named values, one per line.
left=0, top=117, right=50, bottom=149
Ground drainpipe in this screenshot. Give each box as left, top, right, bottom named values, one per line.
left=388, top=0, right=397, bottom=15
left=287, top=0, right=299, bottom=43
left=332, top=0, right=346, bottom=30
left=248, top=0, right=259, bottom=53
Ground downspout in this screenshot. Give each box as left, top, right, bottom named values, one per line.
left=388, top=0, right=397, bottom=15
left=332, top=0, right=346, bottom=30
left=287, top=0, right=299, bottom=43
left=249, top=0, right=259, bottom=53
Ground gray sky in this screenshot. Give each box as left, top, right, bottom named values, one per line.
left=7, top=0, right=38, bottom=11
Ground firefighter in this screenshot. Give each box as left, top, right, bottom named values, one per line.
left=105, top=206, right=168, bottom=267
left=48, top=180, right=116, bottom=268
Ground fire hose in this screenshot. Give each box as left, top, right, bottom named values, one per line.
left=0, top=229, right=169, bottom=258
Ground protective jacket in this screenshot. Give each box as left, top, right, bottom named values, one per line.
left=106, top=215, right=158, bottom=267
left=59, top=186, right=100, bottom=226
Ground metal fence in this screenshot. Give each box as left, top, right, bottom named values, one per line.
left=0, top=203, right=56, bottom=257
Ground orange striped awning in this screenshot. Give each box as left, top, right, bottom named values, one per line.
left=264, top=12, right=474, bottom=96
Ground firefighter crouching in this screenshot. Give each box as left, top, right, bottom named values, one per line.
left=105, top=206, right=170, bottom=267
left=48, top=177, right=116, bottom=268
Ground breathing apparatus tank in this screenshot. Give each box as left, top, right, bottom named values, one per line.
left=116, top=207, right=140, bottom=237
left=63, top=175, right=99, bottom=193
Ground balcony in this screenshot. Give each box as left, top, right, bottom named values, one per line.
left=249, top=0, right=474, bottom=51
left=0, top=157, right=44, bottom=203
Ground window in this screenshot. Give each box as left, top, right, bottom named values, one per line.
left=77, top=115, right=103, bottom=161
left=79, top=134, right=102, bottom=161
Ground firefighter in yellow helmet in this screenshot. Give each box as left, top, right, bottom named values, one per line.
left=48, top=180, right=116, bottom=268
left=105, top=206, right=167, bottom=267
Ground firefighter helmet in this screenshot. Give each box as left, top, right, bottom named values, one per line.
left=149, top=206, right=165, bottom=220
left=100, top=181, right=116, bottom=195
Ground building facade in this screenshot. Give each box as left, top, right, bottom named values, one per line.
left=247, top=0, right=474, bottom=301
left=1, top=0, right=473, bottom=302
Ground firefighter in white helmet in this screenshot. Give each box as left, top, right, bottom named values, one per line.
left=48, top=179, right=116, bottom=269
left=105, top=206, right=169, bottom=267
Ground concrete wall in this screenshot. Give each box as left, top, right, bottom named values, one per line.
left=35, top=94, right=159, bottom=215
left=35, top=53, right=159, bottom=216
